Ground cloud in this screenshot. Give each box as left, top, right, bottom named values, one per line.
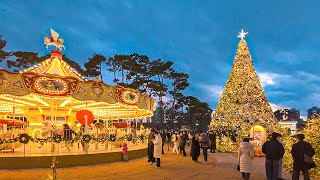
left=269, top=103, right=289, bottom=112
left=296, top=71, right=320, bottom=82
left=197, top=84, right=224, bottom=99
left=258, top=72, right=290, bottom=87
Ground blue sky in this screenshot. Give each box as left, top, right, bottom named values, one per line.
left=1, top=0, right=320, bottom=117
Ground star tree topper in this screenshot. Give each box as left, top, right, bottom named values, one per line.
left=237, top=29, right=248, bottom=40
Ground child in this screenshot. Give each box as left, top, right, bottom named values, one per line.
left=123, top=143, right=128, bottom=162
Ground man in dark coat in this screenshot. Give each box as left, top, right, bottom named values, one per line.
left=262, top=132, right=285, bottom=180
left=291, top=134, right=315, bottom=180
left=180, top=131, right=188, bottom=156
left=209, top=131, right=216, bottom=153
left=147, top=128, right=155, bottom=164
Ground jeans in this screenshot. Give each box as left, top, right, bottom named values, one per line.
left=148, top=145, right=154, bottom=162
left=210, top=142, right=216, bottom=152
left=203, top=147, right=208, bottom=162
left=265, top=159, right=279, bottom=180
left=278, top=158, right=283, bottom=178
left=292, top=169, right=310, bottom=180
left=181, top=145, right=186, bottom=156
left=123, top=154, right=128, bottom=161
left=241, top=172, right=250, bottom=180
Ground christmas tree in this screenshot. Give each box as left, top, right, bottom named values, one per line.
left=210, top=29, right=278, bottom=137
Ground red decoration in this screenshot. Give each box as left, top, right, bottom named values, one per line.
left=112, top=122, right=128, bottom=128
left=76, top=110, right=94, bottom=125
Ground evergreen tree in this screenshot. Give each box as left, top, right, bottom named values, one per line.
left=0, top=34, right=10, bottom=63
left=210, top=36, right=278, bottom=137
left=84, top=53, right=106, bottom=80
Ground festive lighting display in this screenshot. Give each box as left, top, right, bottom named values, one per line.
left=210, top=38, right=279, bottom=138
left=283, top=118, right=320, bottom=178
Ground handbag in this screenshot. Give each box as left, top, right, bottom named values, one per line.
left=304, top=154, right=316, bottom=168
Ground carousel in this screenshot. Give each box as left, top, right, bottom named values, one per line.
left=0, top=29, right=156, bottom=157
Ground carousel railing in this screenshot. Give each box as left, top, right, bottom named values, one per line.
left=0, top=129, right=148, bottom=157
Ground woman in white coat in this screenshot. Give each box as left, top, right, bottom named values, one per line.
left=238, top=138, right=254, bottom=180
left=171, top=132, right=180, bottom=154
left=153, top=131, right=163, bottom=168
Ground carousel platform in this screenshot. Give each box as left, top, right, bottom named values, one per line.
left=0, top=146, right=147, bottom=169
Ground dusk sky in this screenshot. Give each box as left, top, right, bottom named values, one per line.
left=1, top=1, right=320, bottom=117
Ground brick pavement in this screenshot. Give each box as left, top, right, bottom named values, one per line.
left=0, top=146, right=317, bottom=180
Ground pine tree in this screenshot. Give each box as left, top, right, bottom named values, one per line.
left=210, top=36, right=278, bottom=137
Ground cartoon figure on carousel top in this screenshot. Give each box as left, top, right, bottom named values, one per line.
left=44, top=28, right=65, bottom=51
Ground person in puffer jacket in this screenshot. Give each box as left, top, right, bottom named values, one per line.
left=238, top=138, right=254, bottom=180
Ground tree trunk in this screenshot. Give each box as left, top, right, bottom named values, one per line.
left=99, top=62, right=103, bottom=82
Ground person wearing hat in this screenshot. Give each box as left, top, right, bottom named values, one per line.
left=291, top=134, right=315, bottom=180
left=262, top=132, right=285, bottom=180
left=147, top=128, right=156, bottom=164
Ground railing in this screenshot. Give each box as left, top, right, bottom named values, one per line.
left=0, top=129, right=148, bottom=157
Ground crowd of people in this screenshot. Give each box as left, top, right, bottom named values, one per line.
left=237, top=132, right=315, bottom=180
left=145, top=129, right=217, bottom=168
left=119, top=127, right=316, bottom=180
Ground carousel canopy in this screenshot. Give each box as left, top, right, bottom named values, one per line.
left=0, top=50, right=156, bottom=121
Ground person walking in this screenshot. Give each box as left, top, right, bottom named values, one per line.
left=209, top=131, right=217, bottom=153
left=190, top=132, right=200, bottom=163
left=122, top=143, right=129, bottom=162
left=171, top=132, right=180, bottom=154
left=198, top=131, right=209, bottom=164
left=147, top=128, right=155, bottom=165
left=238, top=138, right=254, bottom=180
left=291, top=134, right=315, bottom=180
left=180, top=131, right=188, bottom=156
left=262, top=132, right=285, bottom=180
left=153, top=131, right=163, bottom=168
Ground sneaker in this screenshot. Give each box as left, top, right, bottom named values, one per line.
left=148, top=162, right=153, bottom=165
left=202, top=161, right=207, bottom=164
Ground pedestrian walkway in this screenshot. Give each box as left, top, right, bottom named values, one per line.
left=0, top=147, right=317, bottom=180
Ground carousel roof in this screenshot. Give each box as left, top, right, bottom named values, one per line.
left=20, top=50, right=84, bottom=81
left=0, top=50, right=156, bottom=119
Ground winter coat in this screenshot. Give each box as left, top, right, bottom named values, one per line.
left=238, top=142, right=254, bottom=173
left=122, top=144, right=128, bottom=154
left=148, top=133, right=155, bottom=147
left=153, top=134, right=163, bottom=158
left=190, top=136, right=200, bottom=158
left=172, top=134, right=180, bottom=146
left=181, top=134, right=188, bottom=146
left=262, top=138, right=285, bottom=160
left=198, top=134, right=209, bottom=148
left=291, top=140, right=315, bottom=171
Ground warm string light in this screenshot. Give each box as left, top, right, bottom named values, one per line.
left=210, top=39, right=280, bottom=139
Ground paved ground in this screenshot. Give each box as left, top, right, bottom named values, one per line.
left=0, top=146, right=317, bottom=180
